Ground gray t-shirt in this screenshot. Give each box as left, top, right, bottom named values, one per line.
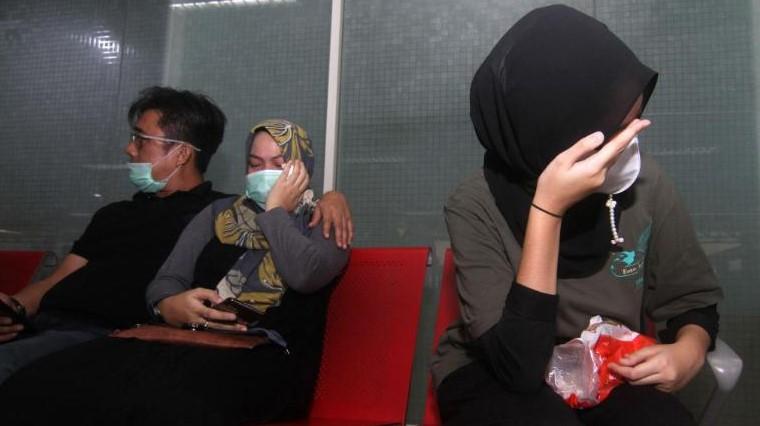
left=432, top=154, right=723, bottom=388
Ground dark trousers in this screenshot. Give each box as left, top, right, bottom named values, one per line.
left=0, top=312, right=111, bottom=384
left=0, top=337, right=313, bottom=426
left=437, top=361, right=696, bottom=426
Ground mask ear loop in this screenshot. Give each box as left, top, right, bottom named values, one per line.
left=156, top=144, right=187, bottom=184
left=174, top=143, right=196, bottom=169
left=606, top=194, right=624, bottom=245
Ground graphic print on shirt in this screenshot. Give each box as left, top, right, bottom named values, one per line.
left=609, top=223, right=651, bottom=288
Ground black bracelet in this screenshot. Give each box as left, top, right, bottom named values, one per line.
left=531, top=202, right=562, bottom=219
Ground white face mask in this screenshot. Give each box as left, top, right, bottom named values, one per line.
left=597, top=136, right=641, bottom=194
left=126, top=146, right=182, bottom=193
left=245, top=169, right=283, bottom=209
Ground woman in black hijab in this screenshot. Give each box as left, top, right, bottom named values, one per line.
left=432, top=5, right=722, bottom=425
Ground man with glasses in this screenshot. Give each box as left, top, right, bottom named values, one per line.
left=0, top=86, right=353, bottom=383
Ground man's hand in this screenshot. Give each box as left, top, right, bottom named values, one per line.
left=608, top=325, right=709, bottom=392
left=266, top=161, right=309, bottom=213
left=309, top=191, right=354, bottom=249
left=0, top=292, right=25, bottom=343
left=157, top=289, right=246, bottom=332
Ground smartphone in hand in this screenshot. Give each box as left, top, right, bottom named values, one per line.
left=0, top=298, right=28, bottom=327
left=212, top=298, right=263, bottom=324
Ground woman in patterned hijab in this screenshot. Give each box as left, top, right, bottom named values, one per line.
left=212, top=119, right=319, bottom=320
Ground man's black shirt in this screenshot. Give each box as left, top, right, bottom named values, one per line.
left=39, top=182, right=230, bottom=328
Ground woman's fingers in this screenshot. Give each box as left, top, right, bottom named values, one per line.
left=610, top=361, right=663, bottom=387
left=287, top=160, right=299, bottom=181
left=608, top=344, right=683, bottom=392
left=293, top=161, right=309, bottom=189
left=265, top=161, right=307, bottom=212
left=535, top=118, right=652, bottom=214
left=555, top=131, right=605, bottom=164
left=587, top=118, right=650, bottom=171
left=615, top=344, right=658, bottom=367
left=190, top=289, right=236, bottom=321
left=166, top=289, right=248, bottom=332
left=276, top=161, right=292, bottom=185
left=191, top=288, right=224, bottom=306
left=202, top=306, right=237, bottom=323
left=285, top=161, right=296, bottom=180
left=609, top=357, right=659, bottom=382
left=285, top=161, right=309, bottom=200
left=282, top=160, right=307, bottom=189
left=198, top=303, right=246, bottom=332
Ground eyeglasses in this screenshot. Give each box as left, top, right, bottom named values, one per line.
left=129, top=131, right=201, bottom=152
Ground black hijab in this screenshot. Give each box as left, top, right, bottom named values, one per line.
left=471, top=5, right=658, bottom=278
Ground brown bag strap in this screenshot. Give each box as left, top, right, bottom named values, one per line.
left=111, top=324, right=267, bottom=350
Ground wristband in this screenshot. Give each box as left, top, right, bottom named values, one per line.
left=531, top=202, right=562, bottom=219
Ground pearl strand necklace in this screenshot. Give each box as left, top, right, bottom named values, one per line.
left=606, top=194, right=624, bottom=245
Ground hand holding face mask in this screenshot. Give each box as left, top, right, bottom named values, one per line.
left=533, top=119, right=650, bottom=217
left=245, top=168, right=283, bottom=209
left=246, top=161, right=309, bottom=212
left=596, top=136, right=641, bottom=195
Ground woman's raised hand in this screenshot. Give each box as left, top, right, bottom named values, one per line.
left=533, top=118, right=651, bottom=216
left=157, top=288, right=246, bottom=332
left=266, top=160, right=309, bottom=212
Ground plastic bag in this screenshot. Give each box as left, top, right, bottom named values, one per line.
left=545, top=315, right=656, bottom=408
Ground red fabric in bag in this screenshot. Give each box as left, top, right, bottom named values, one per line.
left=594, top=333, right=656, bottom=402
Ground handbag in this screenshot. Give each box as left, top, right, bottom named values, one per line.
left=111, top=324, right=267, bottom=350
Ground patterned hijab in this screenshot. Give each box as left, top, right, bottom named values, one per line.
left=213, top=119, right=316, bottom=317
left=471, top=5, right=657, bottom=278
left=249, top=118, right=315, bottom=177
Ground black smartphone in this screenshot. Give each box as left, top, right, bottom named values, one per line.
left=0, top=298, right=27, bottom=326
left=212, top=298, right=263, bottom=324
